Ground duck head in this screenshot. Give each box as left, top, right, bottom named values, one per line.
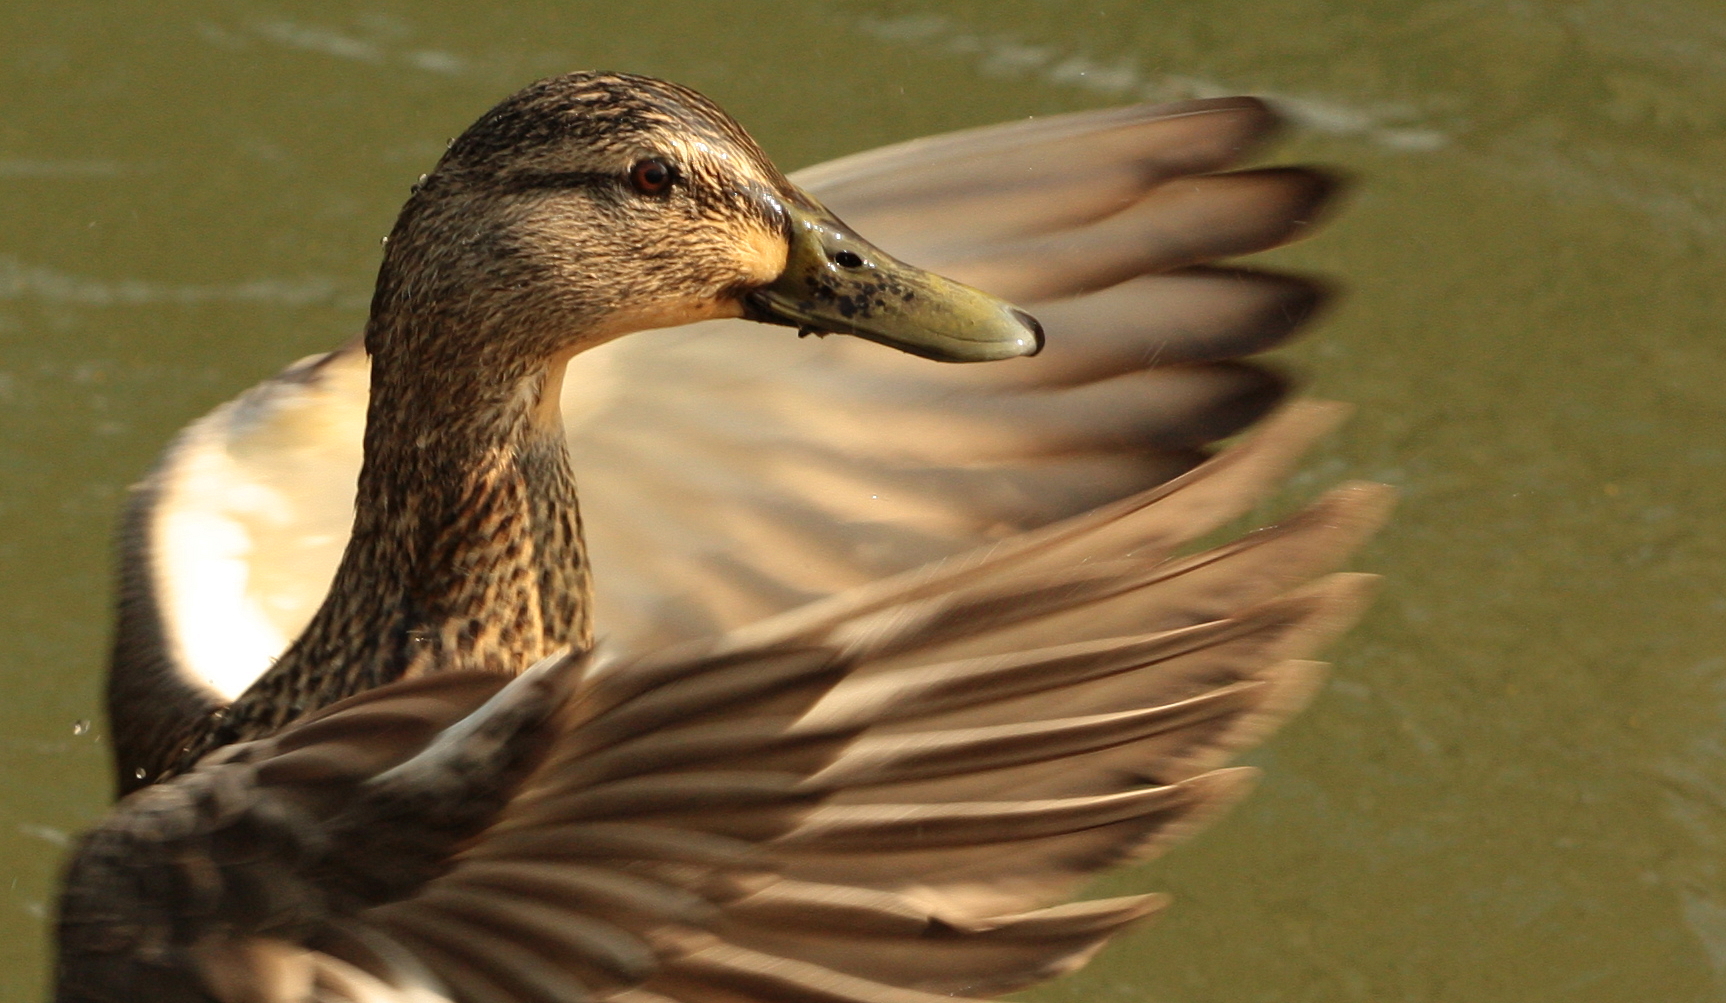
left=368, top=71, right=1042, bottom=392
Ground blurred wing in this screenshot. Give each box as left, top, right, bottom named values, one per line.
left=566, top=97, right=1335, bottom=651
left=58, top=667, right=540, bottom=1003
left=64, top=405, right=1389, bottom=1003
left=112, top=97, right=1335, bottom=781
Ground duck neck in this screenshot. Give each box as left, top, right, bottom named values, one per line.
left=325, top=345, right=593, bottom=684
left=174, top=311, right=593, bottom=773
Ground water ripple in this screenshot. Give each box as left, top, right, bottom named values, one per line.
left=0, top=257, right=365, bottom=310
left=0, top=160, right=131, bottom=180
left=852, top=13, right=1449, bottom=153
left=196, top=16, right=469, bottom=77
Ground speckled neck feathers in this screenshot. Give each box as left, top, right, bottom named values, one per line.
left=169, top=311, right=593, bottom=777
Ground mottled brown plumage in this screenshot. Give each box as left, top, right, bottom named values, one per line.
left=70, top=72, right=1380, bottom=1003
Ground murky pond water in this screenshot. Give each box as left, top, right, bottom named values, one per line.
left=4, top=1, right=1726, bottom=999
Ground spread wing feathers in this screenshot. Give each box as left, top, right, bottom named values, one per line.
left=55, top=668, right=553, bottom=1003
left=570, top=96, right=1338, bottom=652
left=371, top=412, right=1388, bottom=1003
left=118, top=97, right=1336, bottom=748
left=62, top=406, right=1385, bottom=1002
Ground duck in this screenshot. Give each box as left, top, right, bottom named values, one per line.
left=59, top=72, right=1391, bottom=1002
left=108, top=82, right=1344, bottom=794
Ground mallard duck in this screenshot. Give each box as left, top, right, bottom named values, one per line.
left=60, top=72, right=1390, bottom=1002
left=108, top=84, right=1342, bottom=794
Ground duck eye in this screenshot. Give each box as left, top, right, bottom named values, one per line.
left=628, top=158, right=674, bottom=195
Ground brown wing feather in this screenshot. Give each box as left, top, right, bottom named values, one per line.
left=798, top=97, right=1285, bottom=254
left=61, top=405, right=1385, bottom=1003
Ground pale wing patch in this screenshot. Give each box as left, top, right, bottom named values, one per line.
left=157, top=453, right=296, bottom=699
left=154, top=350, right=369, bottom=700
left=155, top=343, right=625, bottom=702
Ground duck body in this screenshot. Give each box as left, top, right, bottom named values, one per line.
left=62, top=72, right=1384, bottom=1002
left=64, top=404, right=1388, bottom=1003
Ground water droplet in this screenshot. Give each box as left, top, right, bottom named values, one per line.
left=133, top=767, right=147, bottom=780
left=71, top=720, right=89, bottom=736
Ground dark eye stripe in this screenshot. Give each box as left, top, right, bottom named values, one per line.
left=499, top=169, right=613, bottom=193
left=495, top=163, right=680, bottom=196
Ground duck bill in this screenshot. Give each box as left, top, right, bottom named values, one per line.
left=744, top=192, right=1043, bottom=363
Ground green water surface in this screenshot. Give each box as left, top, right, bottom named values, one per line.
left=3, top=1, right=1725, bottom=999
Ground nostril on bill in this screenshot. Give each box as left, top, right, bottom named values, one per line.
left=832, top=251, right=864, bottom=268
